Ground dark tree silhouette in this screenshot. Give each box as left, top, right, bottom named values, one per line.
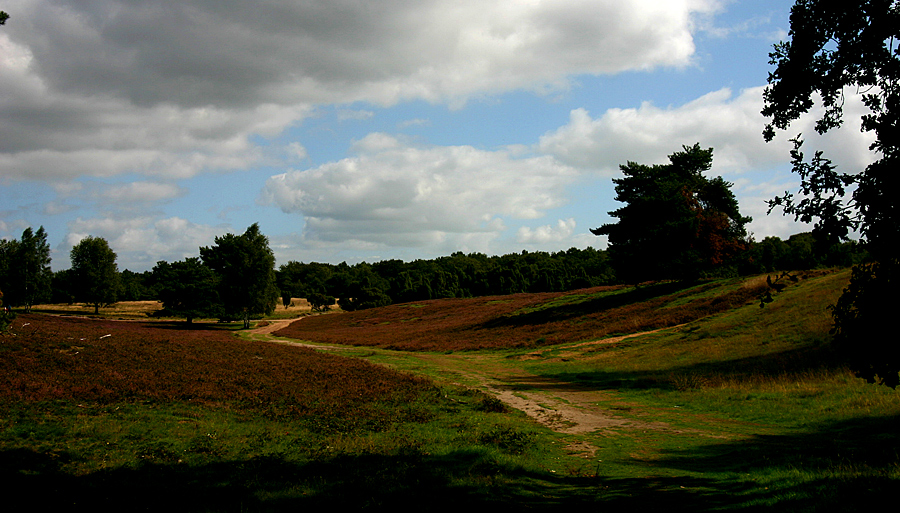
left=592, top=144, right=751, bottom=283
left=762, top=0, right=900, bottom=386
left=200, top=224, right=278, bottom=329
left=70, top=236, right=119, bottom=315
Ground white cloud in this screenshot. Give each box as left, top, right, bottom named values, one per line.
left=539, top=86, right=876, bottom=176
left=100, top=182, right=185, bottom=204
left=398, top=118, right=431, bottom=128
left=63, top=216, right=227, bottom=270
left=0, top=0, right=719, bottom=183
left=337, top=109, right=375, bottom=121
left=517, top=218, right=577, bottom=244
left=262, top=133, right=578, bottom=250
left=8, top=0, right=719, bottom=107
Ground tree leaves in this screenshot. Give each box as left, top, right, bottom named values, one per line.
left=592, top=144, right=751, bottom=283
left=200, top=223, right=279, bottom=328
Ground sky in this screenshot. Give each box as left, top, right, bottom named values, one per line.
left=0, top=0, right=876, bottom=272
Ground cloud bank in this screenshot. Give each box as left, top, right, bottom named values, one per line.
left=1, top=0, right=719, bottom=182
left=262, top=134, right=577, bottom=253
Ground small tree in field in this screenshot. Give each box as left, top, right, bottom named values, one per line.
left=0, top=289, right=14, bottom=332
left=306, top=292, right=335, bottom=312
left=152, top=257, right=220, bottom=324
left=70, top=236, right=120, bottom=315
left=200, top=223, right=279, bottom=329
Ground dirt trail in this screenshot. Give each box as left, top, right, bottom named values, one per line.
left=250, top=318, right=296, bottom=335
left=410, top=352, right=677, bottom=437
left=255, top=319, right=687, bottom=444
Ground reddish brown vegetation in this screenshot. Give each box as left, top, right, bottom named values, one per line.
left=0, top=314, right=431, bottom=426
left=276, top=281, right=768, bottom=351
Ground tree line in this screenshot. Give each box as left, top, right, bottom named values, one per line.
left=0, top=220, right=864, bottom=324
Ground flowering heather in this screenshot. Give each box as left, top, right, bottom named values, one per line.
left=0, top=314, right=431, bottom=426
left=276, top=280, right=769, bottom=351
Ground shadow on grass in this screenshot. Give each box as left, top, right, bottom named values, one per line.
left=138, top=320, right=238, bottom=332
left=0, top=446, right=758, bottom=512
left=482, top=280, right=705, bottom=328
left=8, top=420, right=894, bottom=513
left=541, top=344, right=847, bottom=392
left=5, top=415, right=896, bottom=511
left=648, top=413, right=900, bottom=511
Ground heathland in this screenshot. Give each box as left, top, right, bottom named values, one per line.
left=2, top=268, right=898, bottom=511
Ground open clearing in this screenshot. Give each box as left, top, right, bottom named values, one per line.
left=5, top=270, right=899, bottom=510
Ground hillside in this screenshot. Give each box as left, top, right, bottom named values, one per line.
left=275, top=273, right=786, bottom=350
left=4, top=268, right=899, bottom=511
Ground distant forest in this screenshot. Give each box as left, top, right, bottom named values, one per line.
left=44, top=231, right=865, bottom=310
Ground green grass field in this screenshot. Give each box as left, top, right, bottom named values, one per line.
left=3, top=269, right=898, bottom=510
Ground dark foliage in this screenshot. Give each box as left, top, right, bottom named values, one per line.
left=0, top=227, right=52, bottom=312
left=763, top=0, right=900, bottom=386
left=70, top=236, right=119, bottom=315
left=830, top=260, right=897, bottom=386
left=276, top=247, right=616, bottom=311
left=200, top=224, right=279, bottom=328
left=151, top=258, right=220, bottom=323
left=592, top=144, right=751, bottom=283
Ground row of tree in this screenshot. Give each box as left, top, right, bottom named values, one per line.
left=145, top=223, right=279, bottom=328
left=0, top=220, right=865, bottom=323
left=275, top=247, right=616, bottom=312
left=0, top=224, right=279, bottom=328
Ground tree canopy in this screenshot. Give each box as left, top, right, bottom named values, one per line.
left=152, top=258, right=220, bottom=324
left=762, top=0, right=899, bottom=258
left=200, top=223, right=279, bottom=328
left=592, top=144, right=751, bottom=283
left=70, top=236, right=120, bottom=315
left=0, top=227, right=52, bottom=312
left=762, top=0, right=899, bottom=386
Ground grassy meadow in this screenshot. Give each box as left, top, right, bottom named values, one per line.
left=2, top=269, right=899, bottom=510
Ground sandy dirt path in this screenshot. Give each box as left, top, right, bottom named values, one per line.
left=408, top=351, right=680, bottom=437
left=253, top=319, right=689, bottom=445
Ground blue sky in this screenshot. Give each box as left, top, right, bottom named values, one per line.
left=0, top=1, right=875, bottom=271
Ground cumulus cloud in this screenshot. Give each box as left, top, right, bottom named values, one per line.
left=6, top=0, right=718, bottom=107
left=517, top=218, right=577, bottom=244
left=262, top=133, right=578, bottom=249
left=539, top=86, right=876, bottom=176
left=99, top=182, right=186, bottom=204
left=0, top=0, right=718, bottom=183
left=63, top=216, right=227, bottom=270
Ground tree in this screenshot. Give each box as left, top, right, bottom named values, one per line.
left=152, top=258, right=220, bottom=324
left=306, top=292, right=335, bottom=312
left=200, top=223, right=279, bottom=329
left=70, top=236, right=120, bottom=315
left=591, top=144, right=751, bottom=283
left=13, top=227, right=52, bottom=312
left=762, top=0, right=900, bottom=386
left=0, top=227, right=52, bottom=311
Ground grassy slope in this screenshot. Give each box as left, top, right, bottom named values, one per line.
left=0, top=315, right=570, bottom=510
left=516, top=269, right=900, bottom=510
left=3, top=270, right=899, bottom=510
left=277, top=269, right=900, bottom=510
left=273, top=278, right=769, bottom=350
